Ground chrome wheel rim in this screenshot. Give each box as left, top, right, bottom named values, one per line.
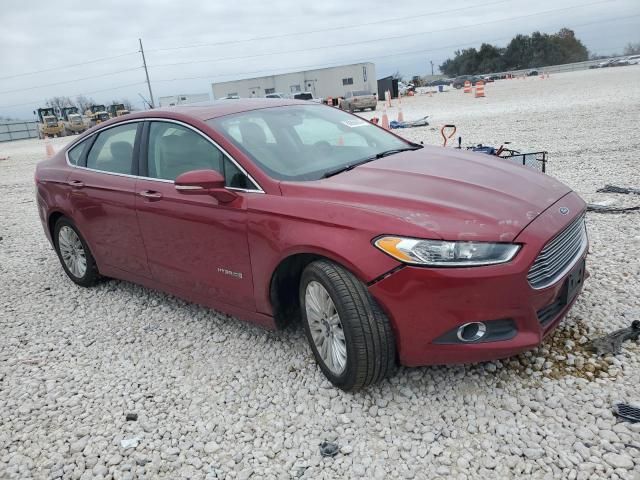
left=305, top=281, right=347, bottom=375
left=58, top=226, right=87, bottom=278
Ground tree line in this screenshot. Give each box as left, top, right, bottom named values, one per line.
left=439, top=28, right=589, bottom=76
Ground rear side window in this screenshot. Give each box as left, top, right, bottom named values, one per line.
left=67, top=142, right=85, bottom=165
left=86, top=123, right=138, bottom=174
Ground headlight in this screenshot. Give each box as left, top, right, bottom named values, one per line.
left=374, top=236, right=520, bottom=267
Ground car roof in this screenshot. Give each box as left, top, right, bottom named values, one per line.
left=143, top=98, right=311, bottom=121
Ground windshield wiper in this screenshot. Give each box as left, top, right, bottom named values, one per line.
left=322, top=145, right=423, bottom=178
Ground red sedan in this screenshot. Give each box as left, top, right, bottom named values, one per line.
left=35, top=99, right=588, bottom=391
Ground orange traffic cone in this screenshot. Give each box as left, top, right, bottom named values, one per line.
left=397, top=107, right=404, bottom=123
left=327, top=96, right=333, bottom=107
left=463, top=81, right=472, bottom=93
left=45, top=138, right=55, bottom=158
left=337, top=136, right=344, bottom=146
left=474, top=80, right=485, bottom=98
left=381, top=108, right=390, bottom=130
left=546, top=72, right=550, bottom=79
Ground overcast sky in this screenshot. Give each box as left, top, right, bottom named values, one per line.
left=1, top=0, right=638, bottom=118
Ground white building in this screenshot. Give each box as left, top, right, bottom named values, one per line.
left=211, top=63, right=376, bottom=100
left=158, top=93, right=210, bottom=107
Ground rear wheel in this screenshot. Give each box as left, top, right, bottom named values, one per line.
left=300, top=260, right=397, bottom=391
left=53, top=217, right=100, bottom=287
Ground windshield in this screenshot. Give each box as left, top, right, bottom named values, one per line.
left=353, top=91, right=371, bottom=97
left=208, top=105, right=411, bottom=181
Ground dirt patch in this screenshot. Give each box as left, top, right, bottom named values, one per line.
left=500, top=319, right=620, bottom=381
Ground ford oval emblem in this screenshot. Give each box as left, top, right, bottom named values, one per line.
left=559, top=207, right=570, bottom=215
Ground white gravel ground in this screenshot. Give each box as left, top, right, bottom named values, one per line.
left=1, top=66, right=640, bottom=480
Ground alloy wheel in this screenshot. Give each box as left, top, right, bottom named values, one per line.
left=58, top=226, right=87, bottom=278
left=305, top=281, right=347, bottom=375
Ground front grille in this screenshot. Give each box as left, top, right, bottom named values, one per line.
left=528, top=214, right=587, bottom=289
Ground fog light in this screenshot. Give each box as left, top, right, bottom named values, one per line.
left=456, top=322, right=487, bottom=342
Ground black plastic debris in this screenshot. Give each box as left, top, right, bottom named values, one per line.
left=586, top=204, right=640, bottom=214
left=319, top=440, right=340, bottom=457
left=613, top=403, right=640, bottom=423
left=596, top=185, right=640, bottom=195
left=590, top=320, right=640, bottom=355
left=126, top=413, right=138, bottom=421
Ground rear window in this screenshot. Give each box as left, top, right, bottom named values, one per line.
left=352, top=91, right=371, bottom=96
left=293, top=93, right=313, bottom=100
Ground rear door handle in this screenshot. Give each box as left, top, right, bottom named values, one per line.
left=67, top=180, right=84, bottom=188
left=139, top=190, right=163, bottom=201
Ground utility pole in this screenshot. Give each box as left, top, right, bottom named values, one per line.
left=139, top=38, right=155, bottom=109
left=430, top=60, right=434, bottom=76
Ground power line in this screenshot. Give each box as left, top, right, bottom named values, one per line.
left=152, top=13, right=635, bottom=85
left=146, top=0, right=512, bottom=53
left=0, top=51, right=138, bottom=81
left=0, top=82, right=147, bottom=110
left=147, top=0, right=614, bottom=70
left=0, top=67, right=143, bottom=96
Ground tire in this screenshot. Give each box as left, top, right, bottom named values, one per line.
left=299, top=260, right=397, bottom=391
left=53, top=217, right=100, bottom=287
left=371, top=105, right=376, bottom=111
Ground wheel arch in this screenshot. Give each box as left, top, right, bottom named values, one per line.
left=268, top=249, right=367, bottom=330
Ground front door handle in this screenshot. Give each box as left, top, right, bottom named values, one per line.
left=139, top=190, right=163, bottom=201
left=68, top=180, right=84, bottom=188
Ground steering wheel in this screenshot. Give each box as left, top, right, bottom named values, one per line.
left=314, top=140, right=332, bottom=155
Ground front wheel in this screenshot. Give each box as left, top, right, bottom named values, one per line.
left=54, top=217, right=100, bottom=287
left=300, top=260, right=397, bottom=391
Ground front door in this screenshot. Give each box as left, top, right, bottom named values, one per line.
left=66, top=122, right=150, bottom=276
left=134, top=120, right=257, bottom=309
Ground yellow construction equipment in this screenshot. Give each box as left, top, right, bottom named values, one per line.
left=60, top=107, right=87, bottom=135
left=35, top=108, right=64, bottom=138
left=85, top=105, right=110, bottom=127
left=108, top=103, right=130, bottom=118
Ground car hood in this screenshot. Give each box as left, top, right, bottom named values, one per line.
left=280, top=146, right=572, bottom=242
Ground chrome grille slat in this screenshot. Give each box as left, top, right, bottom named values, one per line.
left=528, top=231, right=585, bottom=279
left=532, top=222, right=584, bottom=262
left=527, top=215, right=587, bottom=289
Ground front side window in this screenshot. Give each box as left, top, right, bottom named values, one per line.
left=208, top=105, right=410, bottom=181
left=147, top=121, right=257, bottom=189
left=86, top=123, right=138, bottom=174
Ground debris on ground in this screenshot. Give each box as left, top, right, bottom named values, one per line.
left=590, top=320, right=640, bottom=355
left=319, top=440, right=340, bottom=457
left=120, top=437, right=140, bottom=449
left=596, top=185, right=640, bottom=195
left=586, top=204, right=640, bottom=213
left=613, top=403, right=640, bottom=423
left=126, top=413, right=138, bottom=421
left=389, top=116, right=430, bottom=129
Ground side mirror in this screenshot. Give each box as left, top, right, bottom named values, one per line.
left=175, top=169, right=238, bottom=203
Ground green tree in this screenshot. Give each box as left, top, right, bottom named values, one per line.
left=440, top=28, right=589, bottom=75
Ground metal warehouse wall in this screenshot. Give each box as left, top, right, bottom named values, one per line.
left=211, top=63, right=377, bottom=100
left=0, top=121, right=39, bottom=142
left=158, top=93, right=210, bottom=107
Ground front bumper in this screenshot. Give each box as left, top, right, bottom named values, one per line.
left=369, top=192, right=588, bottom=367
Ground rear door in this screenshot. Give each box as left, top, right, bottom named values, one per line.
left=134, top=120, right=259, bottom=309
left=65, top=121, right=150, bottom=276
